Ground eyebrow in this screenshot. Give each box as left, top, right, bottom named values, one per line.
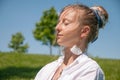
left=58, top=17, right=73, bottom=23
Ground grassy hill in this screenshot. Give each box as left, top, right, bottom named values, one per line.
left=0, top=52, right=120, bottom=80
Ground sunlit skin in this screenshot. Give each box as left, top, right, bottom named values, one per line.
left=56, top=9, right=81, bottom=47
left=56, top=8, right=90, bottom=54
left=52, top=8, right=90, bottom=80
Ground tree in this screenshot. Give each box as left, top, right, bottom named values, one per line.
left=33, top=7, right=58, bottom=55
left=8, top=32, right=29, bottom=53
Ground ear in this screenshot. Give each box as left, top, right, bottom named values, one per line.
left=80, top=26, right=90, bottom=38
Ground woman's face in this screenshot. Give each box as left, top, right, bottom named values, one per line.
left=56, top=9, right=82, bottom=47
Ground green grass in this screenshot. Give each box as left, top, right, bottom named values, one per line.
left=0, top=52, right=120, bottom=80
left=0, top=52, right=58, bottom=80
left=94, top=58, right=120, bottom=80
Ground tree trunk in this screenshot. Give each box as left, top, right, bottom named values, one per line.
left=58, top=46, right=61, bottom=56
left=50, top=45, right=52, bottom=55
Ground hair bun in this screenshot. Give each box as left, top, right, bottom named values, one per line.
left=90, top=6, right=108, bottom=29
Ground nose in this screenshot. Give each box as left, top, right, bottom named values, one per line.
left=55, top=22, right=62, bottom=32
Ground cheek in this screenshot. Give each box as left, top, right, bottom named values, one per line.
left=57, top=24, right=81, bottom=46
left=64, top=26, right=81, bottom=39
left=63, top=27, right=81, bottom=43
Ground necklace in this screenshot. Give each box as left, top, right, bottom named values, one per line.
left=60, top=69, right=63, bottom=75
left=52, top=67, right=63, bottom=80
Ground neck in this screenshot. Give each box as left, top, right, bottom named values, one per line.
left=63, top=47, right=79, bottom=66
left=62, top=41, right=87, bottom=66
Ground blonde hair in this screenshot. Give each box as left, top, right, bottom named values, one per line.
left=60, top=4, right=109, bottom=43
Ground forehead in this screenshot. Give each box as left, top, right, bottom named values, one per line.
left=59, top=9, right=79, bottom=21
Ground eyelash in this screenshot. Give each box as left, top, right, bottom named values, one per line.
left=64, top=22, right=69, bottom=26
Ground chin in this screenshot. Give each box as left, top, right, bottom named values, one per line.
left=57, top=40, right=71, bottom=47
left=57, top=42, right=62, bottom=46
left=57, top=41, right=64, bottom=46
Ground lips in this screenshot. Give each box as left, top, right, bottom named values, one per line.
left=57, top=34, right=63, bottom=39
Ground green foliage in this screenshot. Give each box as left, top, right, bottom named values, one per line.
left=8, top=32, right=29, bottom=53
left=33, top=7, right=58, bottom=45
left=33, top=7, right=58, bottom=55
left=0, top=52, right=120, bottom=80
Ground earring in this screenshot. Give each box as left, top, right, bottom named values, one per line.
left=70, top=45, right=82, bottom=55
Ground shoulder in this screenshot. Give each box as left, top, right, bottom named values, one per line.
left=34, top=56, right=64, bottom=80
left=76, top=54, right=105, bottom=79
left=77, top=54, right=101, bottom=68
left=37, top=56, right=64, bottom=73
left=34, top=60, right=57, bottom=80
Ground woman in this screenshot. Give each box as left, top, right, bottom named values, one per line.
left=35, top=4, right=108, bottom=80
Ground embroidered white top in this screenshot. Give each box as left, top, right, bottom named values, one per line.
left=34, top=54, right=105, bottom=80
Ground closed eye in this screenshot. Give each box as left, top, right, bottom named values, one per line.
left=63, top=19, right=70, bottom=26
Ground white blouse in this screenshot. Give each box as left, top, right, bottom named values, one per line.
left=34, top=54, right=105, bottom=80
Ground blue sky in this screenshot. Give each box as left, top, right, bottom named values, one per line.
left=0, top=0, right=120, bottom=59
